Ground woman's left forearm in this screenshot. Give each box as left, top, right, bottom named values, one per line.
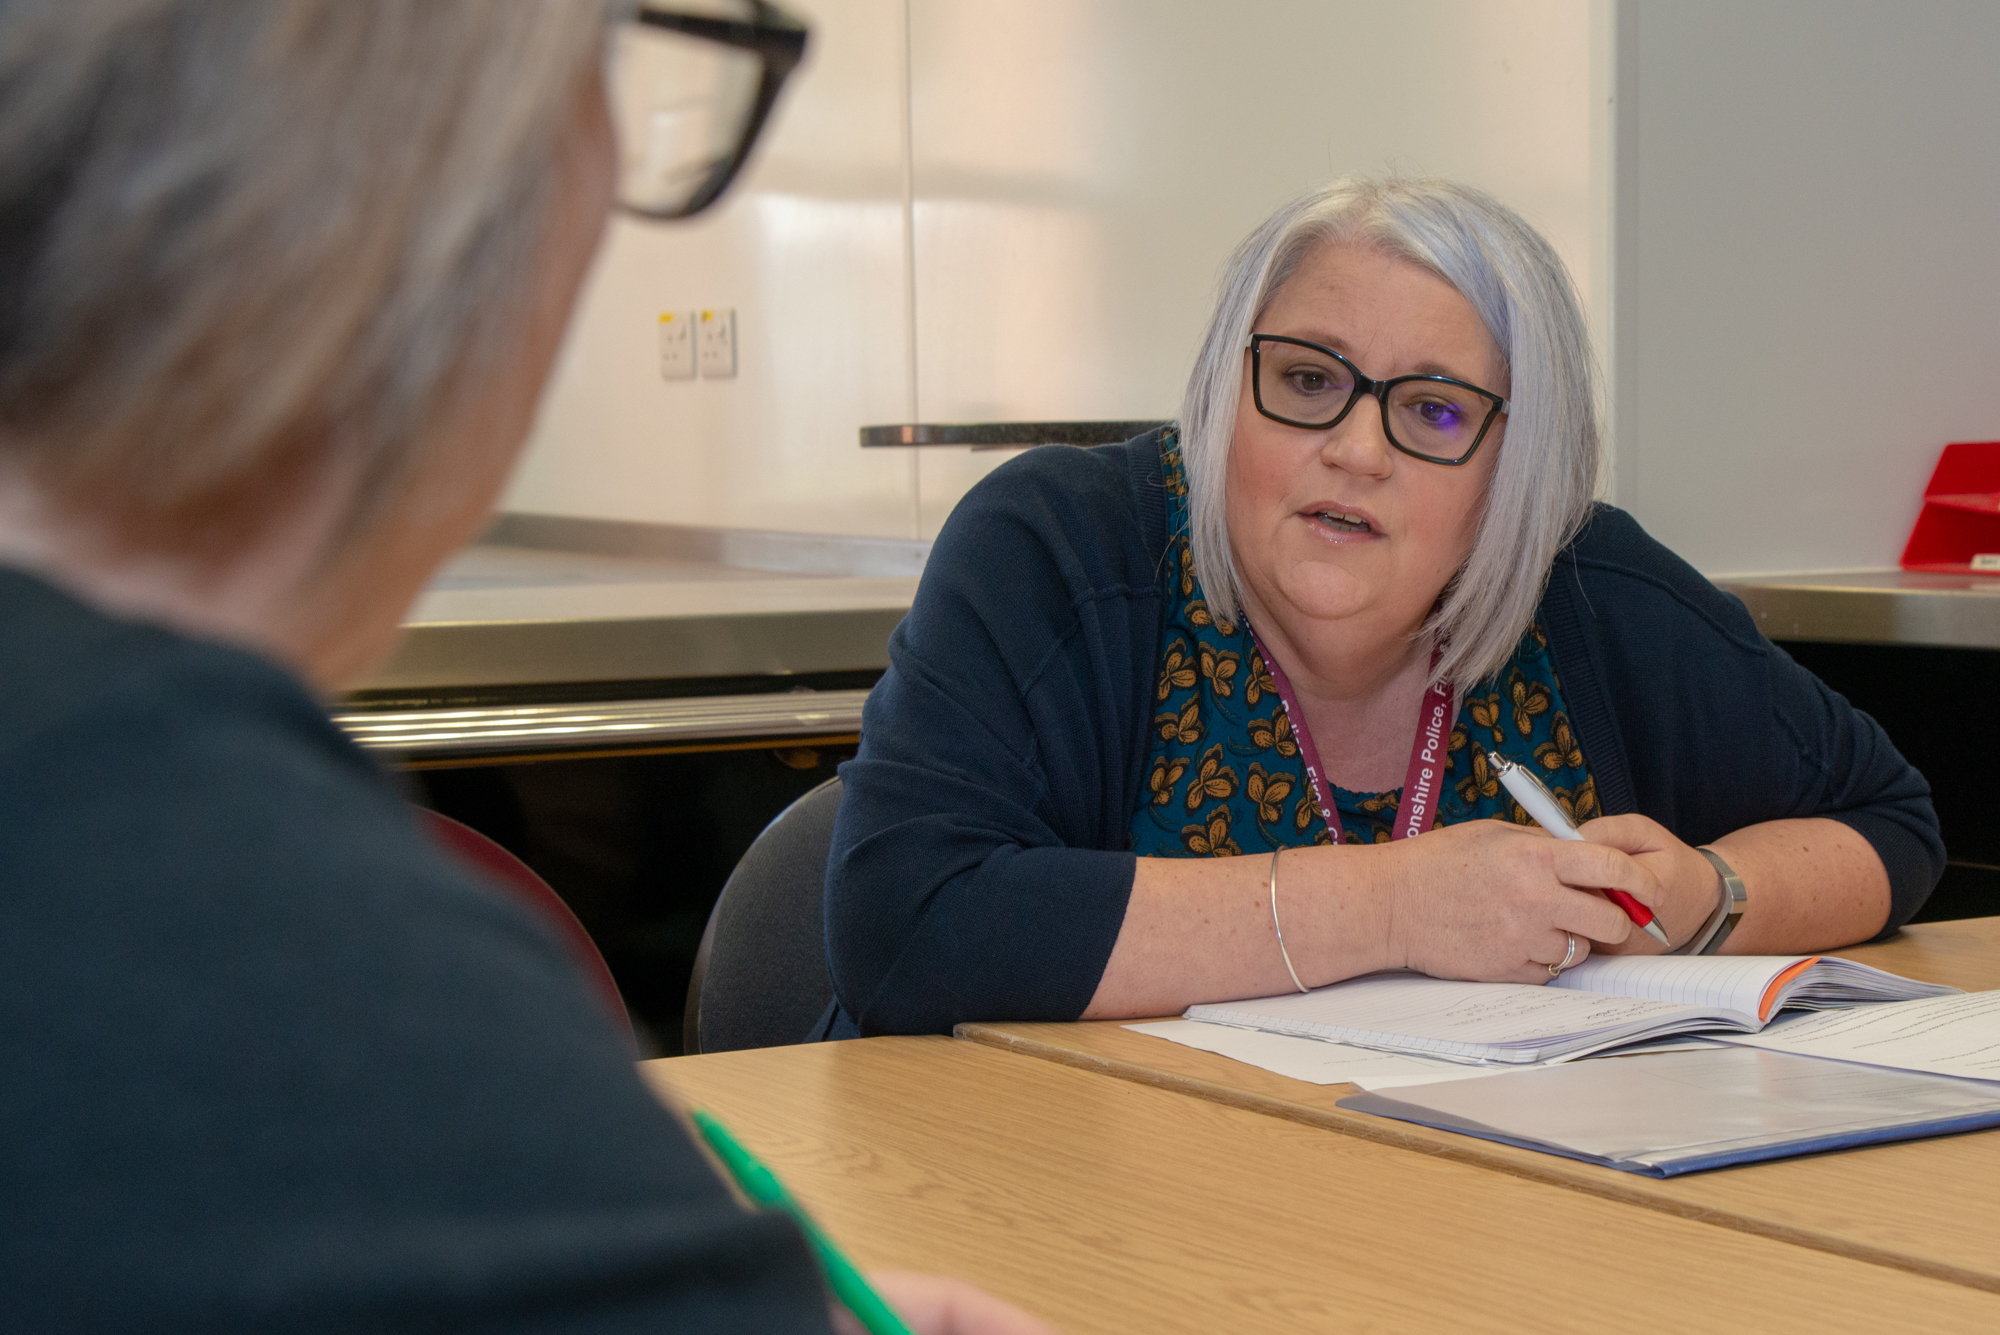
left=1707, top=817, right=1891, bottom=954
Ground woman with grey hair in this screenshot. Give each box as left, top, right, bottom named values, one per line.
left=824, top=176, right=1941, bottom=1035
left=0, top=1, right=1050, bottom=1331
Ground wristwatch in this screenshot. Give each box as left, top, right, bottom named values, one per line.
left=1677, top=847, right=1748, bottom=955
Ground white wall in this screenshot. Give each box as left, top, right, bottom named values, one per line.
left=503, top=0, right=920, bottom=538
left=1612, top=0, right=2000, bottom=574
left=507, top=1, right=2000, bottom=573
left=505, top=0, right=1599, bottom=541
left=905, top=0, right=1599, bottom=535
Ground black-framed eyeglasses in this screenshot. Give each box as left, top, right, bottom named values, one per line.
left=1247, top=333, right=1508, bottom=466
left=611, top=1, right=810, bottom=220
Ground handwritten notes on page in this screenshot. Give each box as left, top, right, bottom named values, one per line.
left=1718, top=991, right=2000, bottom=1081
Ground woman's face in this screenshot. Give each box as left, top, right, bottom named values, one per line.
left=1224, top=242, right=1507, bottom=661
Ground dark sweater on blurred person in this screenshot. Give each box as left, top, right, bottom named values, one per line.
left=0, top=568, right=835, bottom=1333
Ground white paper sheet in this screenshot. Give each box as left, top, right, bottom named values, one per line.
left=1127, top=1021, right=1728, bottom=1092
left=1714, top=990, right=2000, bottom=1082
left=1123, top=1020, right=1510, bottom=1090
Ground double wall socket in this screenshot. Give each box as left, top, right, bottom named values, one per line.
left=658, top=308, right=737, bottom=381
left=698, top=308, right=736, bottom=379
left=657, top=311, right=695, bottom=380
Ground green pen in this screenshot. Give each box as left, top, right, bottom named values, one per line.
left=691, top=1109, right=916, bottom=1335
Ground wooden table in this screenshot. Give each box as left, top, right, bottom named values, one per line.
left=957, top=918, right=2000, bottom=1295
left=643, top=1034, right=2000, bottom=1333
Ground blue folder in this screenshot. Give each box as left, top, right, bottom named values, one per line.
left=1335, top=1046, right=2000, bottom=1177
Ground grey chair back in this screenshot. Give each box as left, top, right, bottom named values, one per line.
left=683, top=775, right=841, bottom=1053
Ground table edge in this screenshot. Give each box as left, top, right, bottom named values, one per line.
left=953, top=1021, right=2000, bottom=1295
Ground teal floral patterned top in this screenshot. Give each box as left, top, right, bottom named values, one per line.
left=1130, top=429, right=1600, bottom=857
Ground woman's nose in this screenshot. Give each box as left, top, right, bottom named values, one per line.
left=1318, top=394, right=1396, bottom=478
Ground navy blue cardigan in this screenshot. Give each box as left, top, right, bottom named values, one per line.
left=826, top=430, right=1944, bottom=1037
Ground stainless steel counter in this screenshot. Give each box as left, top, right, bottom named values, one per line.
left=354, top=520, right=923, bottom=694
left=338, top=519, right=2000, bottom=760
left=1715, top=569, right=2000, bottom=650
left=337, top=517, right=924, bottom=758
left=358, top=555, right=915, bottom=692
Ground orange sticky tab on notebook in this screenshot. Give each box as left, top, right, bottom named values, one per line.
left=1758, top=956, right=1821, bottom=1021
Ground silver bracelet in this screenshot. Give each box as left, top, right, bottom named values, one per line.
left=1692, top=847, right=1747, bottom=954
left=1670, top=847, right=1748, bottom=955
left=1269, top=847, right=1308, bottom=993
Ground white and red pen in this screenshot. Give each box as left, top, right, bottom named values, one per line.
left=1491, top=755, right=1672, bottom=946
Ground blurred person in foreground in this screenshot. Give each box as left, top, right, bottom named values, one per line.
left=0, top=2, right=1051, bottom=1331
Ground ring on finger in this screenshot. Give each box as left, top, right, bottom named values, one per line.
left=1548, top=932, right=1578, bottom=978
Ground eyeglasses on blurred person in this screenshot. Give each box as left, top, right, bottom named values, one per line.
left=615, top=0, right=809, bottom=218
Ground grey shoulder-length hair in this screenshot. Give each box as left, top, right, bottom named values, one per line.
left=0, top=0, right=610, bottom=552
left=1178, top=177, right=1600, bottom=691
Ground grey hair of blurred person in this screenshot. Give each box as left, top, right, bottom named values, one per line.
left=1177, top=177, right=1601, bottom=693
left=0, top=0, right=611, bottom=557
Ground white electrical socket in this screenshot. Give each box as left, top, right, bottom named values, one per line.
left=698, top=308, right=736, bottom=379
left=658, top=311, right=695, bottom=380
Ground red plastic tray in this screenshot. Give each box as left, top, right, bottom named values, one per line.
left=1900, top=442, right=2000, bottom=574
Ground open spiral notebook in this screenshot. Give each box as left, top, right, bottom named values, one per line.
left=1182, top=954, right=1958, bottom=1065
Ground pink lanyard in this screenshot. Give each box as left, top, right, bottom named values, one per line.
left=1248, top=628, right=1453, bottom=844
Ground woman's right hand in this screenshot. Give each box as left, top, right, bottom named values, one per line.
left=1373, top=819, right=1663, bottom=983
left=1094, top=818, right=1666, bottom=1017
